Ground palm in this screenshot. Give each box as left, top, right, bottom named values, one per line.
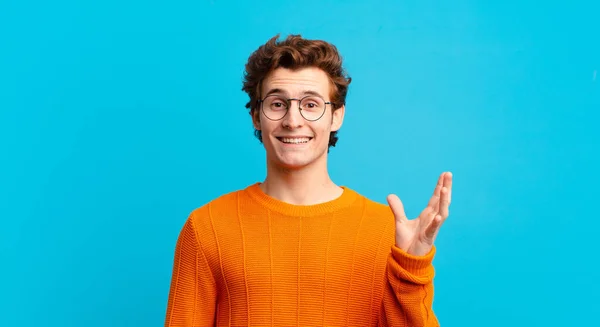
left=386, top=172, right=453, bottom=256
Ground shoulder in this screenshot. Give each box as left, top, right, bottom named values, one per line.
left=193, top=189, right=241, bottom=212
left=185, top=184, right=253, bottom=230
left=347, top=188, right=394, bottom=220
left=346, top=189, right=395, bottom=243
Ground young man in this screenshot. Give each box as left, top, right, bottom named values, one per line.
left=164, top=34, right=452, bottom=327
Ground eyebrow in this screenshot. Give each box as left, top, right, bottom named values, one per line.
left=264, top=88, right=325, bottom=98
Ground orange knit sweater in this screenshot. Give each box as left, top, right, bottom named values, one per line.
left=164, top=183, right=439, bottom=326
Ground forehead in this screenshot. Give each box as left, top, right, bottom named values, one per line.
left=262, top=67, right=331, bottom=97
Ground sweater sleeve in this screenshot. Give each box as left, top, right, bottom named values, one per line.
left=378, top=245, right=439, bottom=327
left=164, top=217, right=217, bottom=327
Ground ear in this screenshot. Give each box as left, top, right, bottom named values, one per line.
left=252, top=109, right=261, bottom=130
left=330, top=105, right=345, bottom=132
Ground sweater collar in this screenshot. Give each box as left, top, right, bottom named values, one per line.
left=243, top=182, right=359, bottom=217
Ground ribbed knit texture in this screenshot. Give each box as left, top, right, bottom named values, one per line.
left=164, top=183, right=439, bottom=327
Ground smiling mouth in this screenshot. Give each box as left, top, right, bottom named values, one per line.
left=276, top=137, right=313, bottom=144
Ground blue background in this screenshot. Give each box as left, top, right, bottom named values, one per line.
left=1, top=0, right=598, bottom=325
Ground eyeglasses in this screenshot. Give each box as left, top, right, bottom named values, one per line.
left=258, top=94, right=334, bottom=121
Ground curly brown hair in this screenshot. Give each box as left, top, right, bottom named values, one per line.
left=241, top=34, right=352, bottom=150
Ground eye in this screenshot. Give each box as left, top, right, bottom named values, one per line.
left=269, top=98, right=288, bottom=110
left=301, top=97, right=323, bottom=110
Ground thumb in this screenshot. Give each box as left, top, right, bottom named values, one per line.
left=386, top=194, right=408, bottom=223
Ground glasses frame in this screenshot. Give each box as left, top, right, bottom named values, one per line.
left=257, top=94, right=335, bottom=122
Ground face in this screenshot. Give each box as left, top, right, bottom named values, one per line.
left=253, top=67, right=345, bottom=170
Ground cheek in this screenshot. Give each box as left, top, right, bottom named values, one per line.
left=259, top=119, right=276, bottom=134
left=261, top=122, right=281, bottom=146
left=313, top=124, right=332, bottom=142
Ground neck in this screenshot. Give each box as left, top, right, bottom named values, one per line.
left=260, top=156, right=343, bottom=206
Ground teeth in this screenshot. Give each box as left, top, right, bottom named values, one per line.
left=281, top=137, right=310, bottom=144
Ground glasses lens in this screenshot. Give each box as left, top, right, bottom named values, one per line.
left=299, top=96, right=326, bottom=121
left=262, top=95, right=288, bottom=120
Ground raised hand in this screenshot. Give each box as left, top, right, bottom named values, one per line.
left=386, top=172, right=452, bottom=256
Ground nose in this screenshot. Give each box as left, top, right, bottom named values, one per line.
left=282, top=100, right=304, bottom=129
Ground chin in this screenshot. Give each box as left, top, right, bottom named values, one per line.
left=272, top=155, right=314, bottom=170
left=266, top=149, right=324, bottom=170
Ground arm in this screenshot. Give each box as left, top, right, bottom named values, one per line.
left=378, top=245, right=438, bottom=327
left=381, top=172, right=452, bottom=326
left=164, top=217, right=217, bottom=327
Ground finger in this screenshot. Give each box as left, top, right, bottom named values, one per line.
left=386, top=194, right=408, bottom=223
left=423, top=173, right=446, bottom=220
left=444, top=171, right=453, bottom=204
left=439, top=186, right=450, bottom=218
left=434, top=172, right=444, bottom=208
left=426, top=184, right=442, bottom=213
left=436, top=172, right=445, bottom=187
left=418, top=203, right=438, bottom=233
left=424, top=214, right=443, bottom=241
